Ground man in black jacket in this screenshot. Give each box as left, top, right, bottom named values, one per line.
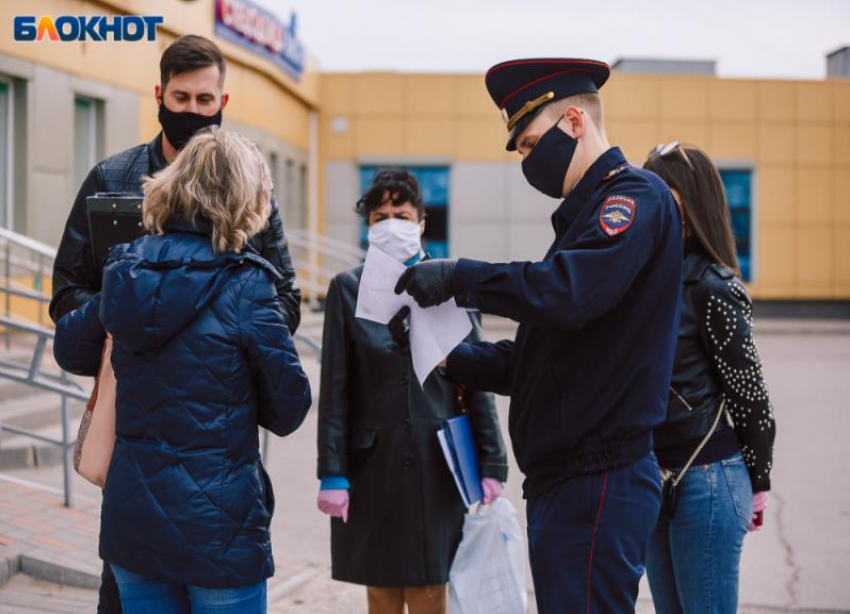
left=50, top=35, right=301, bottom=614
left=50, top=34, right=301, bottom=332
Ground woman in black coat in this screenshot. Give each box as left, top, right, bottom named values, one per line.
left=316, top=169, right=509, bottom=614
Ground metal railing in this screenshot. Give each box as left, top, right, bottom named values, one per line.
left=0, top=228, right=84, bottom=506
left=0, top=316, right=88, bottom=507
left=287, top=228, right=365, bottom=304
left=0, top=227, right=56, bottom=333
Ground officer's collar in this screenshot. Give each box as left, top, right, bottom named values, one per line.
left=553, top=147, right=628, bottom=228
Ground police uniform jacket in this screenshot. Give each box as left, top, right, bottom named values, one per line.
left=49, top=133, right=302, bottom=332
left=447, top=147, right=683, bottom=498
left=317, top=266, right=508, bottom=587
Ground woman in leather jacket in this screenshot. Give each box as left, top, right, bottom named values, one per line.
left=315, top=169, right=509, bottom=614
left=643, top=143, right=776, bottom=614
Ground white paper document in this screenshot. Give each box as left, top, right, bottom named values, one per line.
left=355, top=246, right=472, bottom=387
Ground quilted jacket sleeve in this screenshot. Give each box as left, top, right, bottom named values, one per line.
left=239, top=270, right=312, bottom=437
left=53, top=293, right=106, bottom=377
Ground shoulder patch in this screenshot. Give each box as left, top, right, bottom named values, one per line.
left=599, top=195, right=636, bottom=237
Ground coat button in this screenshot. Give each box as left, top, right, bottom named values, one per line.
left=403, top=459, right=414, bottom=470
left=401, top=374, right=409, bottom=384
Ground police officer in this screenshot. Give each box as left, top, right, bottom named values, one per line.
left=394, top=59, right=683, bottom=613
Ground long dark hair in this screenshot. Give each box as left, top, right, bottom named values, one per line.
left=644, top=143, right=740, bottom=276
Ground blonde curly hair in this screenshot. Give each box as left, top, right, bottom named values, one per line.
left=142, top=127, right=272, bottom=254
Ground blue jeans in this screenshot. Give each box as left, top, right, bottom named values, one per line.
left=646, top=452, right=753, bottom=614
left=527, top=453, right=662, bottom=614
left=110, top=564, right=267, bottom=614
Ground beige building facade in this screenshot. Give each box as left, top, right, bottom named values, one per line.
left=319, top=72, right=850, bottom=301
left=1, top=0, right=848, bottom=303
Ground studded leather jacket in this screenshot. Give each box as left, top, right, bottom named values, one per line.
left=656, top=244, right=775, bottom=491
left=49, top=133, right=302, bottom=332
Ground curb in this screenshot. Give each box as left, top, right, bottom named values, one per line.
left=18, top=554, right=100, bottom=590
left=0, top=554, right=100, bottom=591
left=0, top=553, right=20, bottom=587
left=0, top=443, right=68, bottom=471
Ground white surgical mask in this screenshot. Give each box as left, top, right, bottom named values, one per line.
left=367, top=218, right=422, bottom=263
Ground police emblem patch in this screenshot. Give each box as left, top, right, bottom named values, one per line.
left=599, top=195, right=636, bottom=236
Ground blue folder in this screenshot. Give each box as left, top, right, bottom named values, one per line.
left=439, top=414, right=484, bottom=506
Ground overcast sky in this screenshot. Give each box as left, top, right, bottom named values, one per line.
left=252, top=0, right=850, bottom=79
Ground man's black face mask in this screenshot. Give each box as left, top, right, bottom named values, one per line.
left=521, top=118, right=578, bottom=199
left=158, top=101, right=223, bottom=151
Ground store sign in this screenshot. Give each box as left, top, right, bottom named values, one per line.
left=215, top=0, right=304, bottom=81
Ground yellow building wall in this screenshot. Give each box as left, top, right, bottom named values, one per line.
left=320, top=72, right=511, bottom=163
left=319, top=71, right=850, bottom=300
left=604, top=74, right=850, bottom=301
left=0, top=0, right=316, bottom=150
left=3, top=1, right=846, bottom=302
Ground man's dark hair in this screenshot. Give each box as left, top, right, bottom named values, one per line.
left=355, top=168, right=425, bottom=220
left=160, top=35, right=226, bottom=89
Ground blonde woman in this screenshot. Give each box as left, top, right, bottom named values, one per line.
left=54, top=127, right=312, bottom=614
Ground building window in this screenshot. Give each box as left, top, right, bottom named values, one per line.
left=0, top=79, right=12, bottom=229
left=358, top=166, right=450, bottom=258
left=73, top=96, right=103, bottom=190
left=719, top=169, right=753, bottom=281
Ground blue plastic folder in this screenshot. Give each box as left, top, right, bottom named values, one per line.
left=437, top=415, right=483, bottom=507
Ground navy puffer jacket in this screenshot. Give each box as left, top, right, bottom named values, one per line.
left=54, top=219, right=312, bottom=588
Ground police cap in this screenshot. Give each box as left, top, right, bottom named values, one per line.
left=485, top=58, right=610, bottom=151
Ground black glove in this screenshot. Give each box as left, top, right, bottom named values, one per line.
left=388, top=306, right=411, bottom=351
left=394, top=259, right=457, bottom=308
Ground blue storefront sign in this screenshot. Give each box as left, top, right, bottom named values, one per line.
left=214, top=0, right=304, bottom=81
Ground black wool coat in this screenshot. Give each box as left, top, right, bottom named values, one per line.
left=317, top=265, right=508, bottom=587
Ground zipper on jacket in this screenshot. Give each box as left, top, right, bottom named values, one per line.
left=670, top=386, right=693, bottom=412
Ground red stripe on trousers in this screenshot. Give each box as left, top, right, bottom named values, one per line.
left=587, top=472, right=609, bottom=614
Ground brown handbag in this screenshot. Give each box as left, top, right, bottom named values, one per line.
left=73, top=337, right=116, bottom=488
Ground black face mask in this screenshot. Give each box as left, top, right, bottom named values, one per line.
left=158, top=102, right=222, bottom=151
left=521, top=119, right=578, bottom=199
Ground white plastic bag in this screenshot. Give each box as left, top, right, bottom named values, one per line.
left=449, top=498, right=527, bottom=614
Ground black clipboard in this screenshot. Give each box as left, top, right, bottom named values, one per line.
left=86, top=193, right=147, bottom=267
